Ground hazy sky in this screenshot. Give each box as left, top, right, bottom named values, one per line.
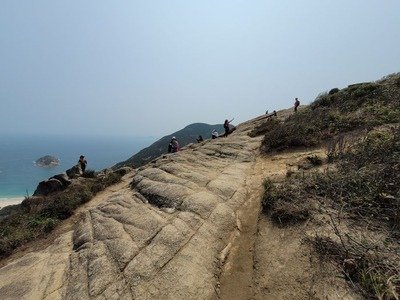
left=1, top=1, right=399, bottom=137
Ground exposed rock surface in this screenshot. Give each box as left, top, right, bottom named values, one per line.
left=33, top=174, right=72, bottom=196
left=33, top=178, right=64, bottom=196
left=0, top=111, right=357, bottom=299
left=66, top=165, right=83, bottom=179
left=0, top=115, right=262, bottom=299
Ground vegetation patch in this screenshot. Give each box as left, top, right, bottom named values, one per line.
left=262, top=179, right=312, bottom=226
left=257, top=74, right=400, bottom=152
left=249, top=119, right=281, bottom=138
left=309, top=232, right=399, bottom=299
left=262, top=126, right=400, bottom=298
left=0, top=171, right=123, bottom=259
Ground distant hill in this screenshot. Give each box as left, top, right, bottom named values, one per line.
left=113, top=122, right=225, bottom=168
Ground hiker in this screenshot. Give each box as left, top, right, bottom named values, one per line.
left=265, top=110, right=277, bottom=119
left=196, top=135, right=204, bottom=143
left=78, top=155, right=87, bottom=173
left=211, top=129, right=219, bottom=139
left=223, top=118, right=234, bottom=137
left=294, top=98, right=300, bottom=112
left=168, top=137, right=180, bottom=153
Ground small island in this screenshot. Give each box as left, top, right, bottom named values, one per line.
left=35, top=155, right=60, bottom=168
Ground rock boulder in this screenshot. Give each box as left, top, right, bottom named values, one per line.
left=33, top=178, right=64, bottom=196
left=66, top=165, right=82, bottom=179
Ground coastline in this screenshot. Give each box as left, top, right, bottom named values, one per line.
left=0, top=197, right=25, bottom=209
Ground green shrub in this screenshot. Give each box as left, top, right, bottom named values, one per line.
left=27, top=216, right=58, bottom=233
left=262, top=109, right=325, bottom=151
left=82, top=169, right=96, bottom=178
left=262, top=178, right=312, bottom=226
left=329, top=88, right=340, bottom=95
left=41, top=185, right=93, bottom=220
left=310, top=92, right=331, bottom=109
left=0, top=169, right=124, bottom=259
left=249, top=119, right=281, bottom=137
left=265, top=127, right=400, bottom=298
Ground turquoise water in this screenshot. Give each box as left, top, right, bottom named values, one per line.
left=0, top=135, right=154, bottom=198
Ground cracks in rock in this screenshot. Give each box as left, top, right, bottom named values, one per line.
left=43, top=284, right=66, bottom=299
left=138, top=219, right=205, bottom=296
left=144, top=191, right=184, bottom=210
left=92, top=135, right=258, bottom=296
left=94, top=241, right=133, bottom=299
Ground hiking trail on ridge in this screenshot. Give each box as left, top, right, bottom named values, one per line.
left=0, top=110, right=357, bottom=299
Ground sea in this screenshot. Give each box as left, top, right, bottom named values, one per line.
left=0, top=135, right=154, bottom=200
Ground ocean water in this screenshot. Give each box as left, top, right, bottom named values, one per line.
left=0, top=135, right=154, bottom=199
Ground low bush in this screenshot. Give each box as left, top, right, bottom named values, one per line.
left=248, top=118, right=281, bottom=137
left=0, top=170, right=123, bottom=259
left=329, top=88, right=340, bottom=95
left=262, top=179, right=312, bottom=226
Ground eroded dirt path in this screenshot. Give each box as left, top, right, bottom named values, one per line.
left=215, top=157, right=265, bottom=299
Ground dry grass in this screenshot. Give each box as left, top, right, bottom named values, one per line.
left=0, top=171, right=123, bottom=259
left=262, top=126, right=400, bottom=298
left=258, top=74, right=400, bottom=152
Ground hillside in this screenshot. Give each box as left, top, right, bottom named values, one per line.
left=0, top=73, right=399, bottom=299
left=114, top=122, right=225, bottom=169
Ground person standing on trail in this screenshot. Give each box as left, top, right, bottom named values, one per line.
left=294, top=98, right=300, bottom=112
left=78, top=155, right=87, bottom=173
left=223, top=118, right=234, bottom=137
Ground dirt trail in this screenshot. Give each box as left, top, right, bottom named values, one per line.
left=215, top=147, right=357, bottom=300
left=0, top=111, right=359, bottom=299
left=216, top=157, right=265, bottom=299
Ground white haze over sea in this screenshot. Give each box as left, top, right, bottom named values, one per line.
left=0, top=197, right=25, bottom=209
left=0, top=135, right=154, bottom=202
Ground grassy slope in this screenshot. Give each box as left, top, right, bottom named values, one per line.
left=259, top=73, right=400, bottom=299
left=251, top=74, right=400, bottom=152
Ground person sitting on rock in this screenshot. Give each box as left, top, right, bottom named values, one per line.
left=168, top=137, right=180, bottom=153
left=211, top=129, right=219, bottom=139
left=196, top=135, right=204, bottom=143
left=78, top=155, right=87, bottom=173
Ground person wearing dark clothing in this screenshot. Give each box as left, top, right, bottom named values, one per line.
left=168, top=143, right=172, bottom=153
left=294, top=98, right=300, bottom=112
left=223, top=118, right=234, bottom=137
left=168, top=137, right=180, bottom=153
left=196, top=135, right=204, bottom=143
left=79, top=155, right=87, bottom=173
